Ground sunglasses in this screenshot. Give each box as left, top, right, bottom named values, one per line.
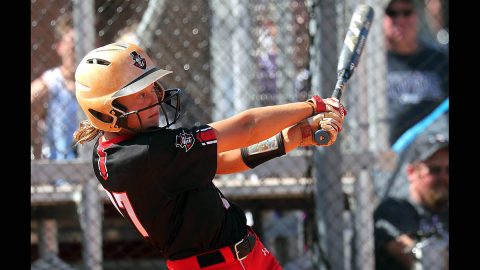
left=385, top=9, right=414, bottom=18
left=426, top=165, right=449, bottom=176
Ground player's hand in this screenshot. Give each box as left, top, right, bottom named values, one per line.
left=314, top=111, right=344, bottom=146
left=306, top=96, right=347, bottom=117
left=297, top=109, right=345, bottom=147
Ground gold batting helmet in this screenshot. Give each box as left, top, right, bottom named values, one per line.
left=75, top=42, right=176, bottom=132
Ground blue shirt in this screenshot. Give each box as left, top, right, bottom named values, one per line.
left=42, top=67, right=78, bottom=160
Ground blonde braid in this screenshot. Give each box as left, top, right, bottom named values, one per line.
left=73, top=120, right=103, bottom=145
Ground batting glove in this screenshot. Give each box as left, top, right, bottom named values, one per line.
left=306, top=96, right=347, bottom=117
left=297, top=109, right=345, bottom=147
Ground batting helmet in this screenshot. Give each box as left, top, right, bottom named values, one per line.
left=75, top=42, right=181, bottom=132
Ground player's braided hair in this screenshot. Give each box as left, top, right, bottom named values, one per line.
left=73, top=120, right=102, bottom=145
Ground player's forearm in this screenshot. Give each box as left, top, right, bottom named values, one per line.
left=216, top=149, right=249, bottom=174
left=211, top=102, right=312, bottom=153
left=243, top=103, right=313, bottom=143
left=216, top=126, right=304, bottom=174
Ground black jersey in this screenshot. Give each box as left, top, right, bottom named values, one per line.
left=374, top=197, right=448, bottom=270
left=92, top=125, right=247, bottom=259
left=386, top=42, right=449, bottom=145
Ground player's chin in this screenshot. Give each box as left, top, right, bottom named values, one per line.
left=138, top=116, right=158, bottom=129
left=146, top=119, right=160, bottom=128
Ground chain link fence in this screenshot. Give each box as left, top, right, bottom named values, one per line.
left=31, top=0, right=448, bottom=269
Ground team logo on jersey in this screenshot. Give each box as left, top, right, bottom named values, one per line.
left=175, top=130, right=195, bottom=152
left=130, top=51, right=146, bottom=69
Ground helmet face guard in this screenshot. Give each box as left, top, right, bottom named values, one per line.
left=113, top=83, right=182, bottom=131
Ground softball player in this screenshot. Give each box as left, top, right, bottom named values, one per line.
left=73, top=42, right=346, bottom=269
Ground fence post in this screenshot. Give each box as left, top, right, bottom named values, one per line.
left=73, top=0, right=95, bottom=63
left=38, top=219, right=59, bottom=258
left=210, top=0, right=255, bottom=121
left=31, top=219, right=77, bottom=270
left=353, top=169, right=376, bottom=270
left=135, top=0, right=167, bottom=49
left=352, top=1, right=387, bottom=269
left=272, top=1, right=296, bottom=104
left=78, top=177, right=103, bottom=270
left=309, top=0, right=346, bottom=269
left=73, top=0, right=96, bottom=161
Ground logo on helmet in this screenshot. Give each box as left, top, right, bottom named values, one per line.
left=130, top=51, right=146, bottom=69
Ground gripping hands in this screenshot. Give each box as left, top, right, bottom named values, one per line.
left=306, top=95, right=347, bottom=117
left=299, top=98, right=346, bottom=147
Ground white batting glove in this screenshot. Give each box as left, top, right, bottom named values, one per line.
left=297, top=109, right=345, bottom=147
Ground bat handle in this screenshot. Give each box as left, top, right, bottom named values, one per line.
left=331, top=77, right=346, bottom=100
left=314, top=130, right=331, bottom=145
left=331, top=88, right=342, bottom=100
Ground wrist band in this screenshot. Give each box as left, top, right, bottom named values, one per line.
left=305, top=101, right=316, bottom=116
left=241, top=132, right=286, bottom=168
left=306, top=95, right=327, bottom=114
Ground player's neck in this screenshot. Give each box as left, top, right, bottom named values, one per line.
left=102, top=129, right=136, bottom=141
left=102, top=132, right=120, bottom=141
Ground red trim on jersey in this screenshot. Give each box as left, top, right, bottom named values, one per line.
left=97, top=134, right=135, bottom=181
left=98, top=134, right=135, bottom=148
left=112, top=191, right=150, bottom=238
left=196, top=128, right=216, bottom=143
left=97, top=147, right=109, bottom=180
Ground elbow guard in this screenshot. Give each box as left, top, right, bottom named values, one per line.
left=241, top=132, right=286, bottom=168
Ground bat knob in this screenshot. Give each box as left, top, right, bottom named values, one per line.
left=314, top=130, right=331, bottom=145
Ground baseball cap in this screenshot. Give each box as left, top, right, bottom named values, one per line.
left=409, top=132, right=449, bottom=163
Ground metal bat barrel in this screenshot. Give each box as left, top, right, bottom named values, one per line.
left=314, top=5, right=374, bottom=145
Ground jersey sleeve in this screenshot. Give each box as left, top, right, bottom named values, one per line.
left=147, top=125, right=218, bottom=194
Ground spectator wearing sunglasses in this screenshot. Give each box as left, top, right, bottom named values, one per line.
left=373, top=129, right=449, bottom=270
left=383, top=0, right=449, bottom=147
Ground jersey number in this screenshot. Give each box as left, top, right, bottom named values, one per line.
left=109, top=192, right=149, bottom=238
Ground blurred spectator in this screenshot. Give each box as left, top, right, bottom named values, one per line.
left=294, top=68, right=311, bottom=102
left=383, top=0, right=449, bottom=146
left=114, top=22, right=141, bottom=45
left=423, top=0, right=449, bottom=51
left=31, top=13, right=78, bottom=160
left=257, top=18, right=279, bottom=106
left=374, top=127, right=449, bottom=270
